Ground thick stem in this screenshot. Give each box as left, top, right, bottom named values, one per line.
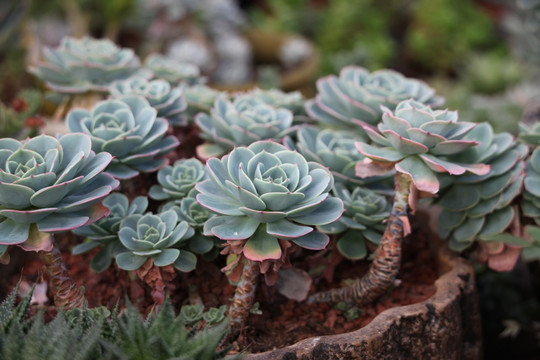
left=228, top=258, right=260, bottom=333
left=41, top=245, right=86, bottom=309
left=308, top=173, right=412, bottom=305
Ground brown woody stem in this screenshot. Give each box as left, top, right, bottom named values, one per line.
left=308, top=173, right=411, bottom=305
left=41, top=244, right=86, bottom=309
left=228, top=258, right=260, bottom=334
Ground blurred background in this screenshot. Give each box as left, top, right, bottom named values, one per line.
left=1, top=0, right=540, bottom=357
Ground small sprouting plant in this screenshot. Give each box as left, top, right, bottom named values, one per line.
left=66, top=96, right=179, bottom=179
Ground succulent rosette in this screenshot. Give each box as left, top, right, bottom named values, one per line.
left=66, top=96, right=179, bottom=179
left=238, top=88, right=306, bottom=117
left=0, top=133, right=119, bottom=251
left=72, top=193, right=148, bottom=272
left=435, top=123, right=527, bottom=266
left=356, top=99, right=490, bottom=194
left=285, top=125, right=384, bottom=187
left=28, top=36, right=150, bottom=93
left=196, top=140, right=343, bottom=264
left=145, top=54, right=203, bottom=86
left=305, top=66, right=444, bottom=133
left=115, top=209, right=196, bottom=271
left=318, top=183, right=390, bottom=260
left=149, top=158, right=207, bottom=204
left=183, top=84, right=224, bottom=120
left=519, top=122, right=540, bottom=146
left=195, top=95, right=296, bottom=159
left=110, top=77, right=188, bottom=126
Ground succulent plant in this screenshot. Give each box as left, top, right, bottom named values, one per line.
left=110, top=77, right=188, bottom=126
left=356, top=99, right=490, bottom=194
left=0, top=133, right=119, bottom=251
left=435, top=123, right=527, bottom=270
left=195, top=95, right=296, bottom=158
left=519, top=122, right=540, bottom=146
left=149, top=158, right=207, bottom=204
left=115, top=210, right=196, bottom=272
left=305, top=66, right=444, bottom=134
left=522, top=148, right=540, bottom=225
left=66, top=96, right=179, bottom=179
left=182, top=84, right=224, bottom=120
left=197, top=140, right=342, bottom=331
left=318, top=183, right=390, bottom=260
left=197, top=140, right=343, bottom=263
left=285, top=125, right=383, bottom=187
left=145, top=53, right=203, bottom=86
left=236, top=88, right=307, bottom=121
left=28, top=36, right=150, bottom=93
left=72, top=193, right=148, bottom=272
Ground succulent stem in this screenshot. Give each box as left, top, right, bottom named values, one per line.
left=308, top=173, right=411, bottom=305
left=41, top=243, right=86, bottom=310
left=228, top=258, right=260, bottom=334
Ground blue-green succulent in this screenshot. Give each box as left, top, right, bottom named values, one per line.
left=115, top=210, right=196, bottom=272
left=195, top=94, right=295, bottom=159
left=182, top=84, right=224, bottom=121
left=149, top=158, right=207, bottom=204
left=145, top=54, right=203, bottom=86
left=0, top=133, right=119, bottom=252
left=196, top=140, right=343, bottom=263
left=66, top=96, right=179, bottom=179
left=318, top=183, right=390, bottom=260
left=72, top=193, right=148, bottom=272
left=28, top=36, right=150, bottom=93
left=110, top=77, right=188, bottom=126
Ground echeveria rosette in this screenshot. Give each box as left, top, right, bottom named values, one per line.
left=195, top=95, right=296, bottom=159
left=115, top=210, right=196, bottom=272
left=145, top=54, right=203, bottom=86
left=305, top=66, right=444, bottom=134
left=0, top=133, right=119, bottom=251
left=149, top=158, right=207, bottom=205
left=522, top=148, right=540, bottom=225
left=318, top=183, right=390, bottom=260
left=435, top=123, right=527, bottom=269
left=66, top=96, right=180, bottom=179
left=237, top=88, right=306, bottom=118
left=162, top=189, right=219, bottom=259
left=183, top=84, right=224, bottom=121
left=72, top=193, right=148, bottom=272
left=196, top=140, right=344, bottom=264
left=285, top=125, right=383, bottom=187
left=28, top=36, right=150, bottom=94
left=110, top=77, right=188, bottom=126
left=356, top=100, right=490, bottom=194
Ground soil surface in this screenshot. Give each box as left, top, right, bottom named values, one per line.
left=1, top=216, right=437, bottom=354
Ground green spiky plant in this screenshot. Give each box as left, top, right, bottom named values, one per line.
left=309, top=99, right=489, bottom=304
left=0, top=133, right=119, bottom=308
left=196, top=140, right=343, bottom=333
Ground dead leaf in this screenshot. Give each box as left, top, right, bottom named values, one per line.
left=276, top=268, right=312, bottom=302
left=355, top=159, right=394, bottom=178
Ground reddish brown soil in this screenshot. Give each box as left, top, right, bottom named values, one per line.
left=1, top=217, right=436, bottom=354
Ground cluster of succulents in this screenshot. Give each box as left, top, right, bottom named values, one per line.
left=195, top=94, right=296, bottom=158
left=29, top=36, right=150, bottom=93
left=109, top=77, right=188, bottom=126
left=144, top=53, right=203, bottom=86
left=0, top=133, right=119, bottom=251
left=182, top=84, right=224, bottom=120
left=66, top=96, right=179, bottom=179
left=305, top=66, right=444, bottom=136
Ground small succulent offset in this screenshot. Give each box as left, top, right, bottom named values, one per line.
left=285, top=126, right=373, bottom=186
left=115, top=209, right=196, bottom=272
left=305, top=66, right=444, bottom=134
left=149, top=158, right=207, bottom=205
left=29, top=36, right=150, bottom=93
left=145, top=54, right=203, bottom=86
left=318, top=183, right=390, bottom=260
left=110, top=77, right=188, bottom=126
left=356, top=99, right=490, bottom=194
left=182, top=84, right=224, bottom=120
left=195, top=94, right=295, bottom=159
left=197, top=140, right=343, bottom=264
left=0, top=133, right=119, bottom=251
left=66, top=96, right=179, bottom=179
left=197, top=140, right=343, bottom=330
left=72, top=193, right=149, bottom=272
